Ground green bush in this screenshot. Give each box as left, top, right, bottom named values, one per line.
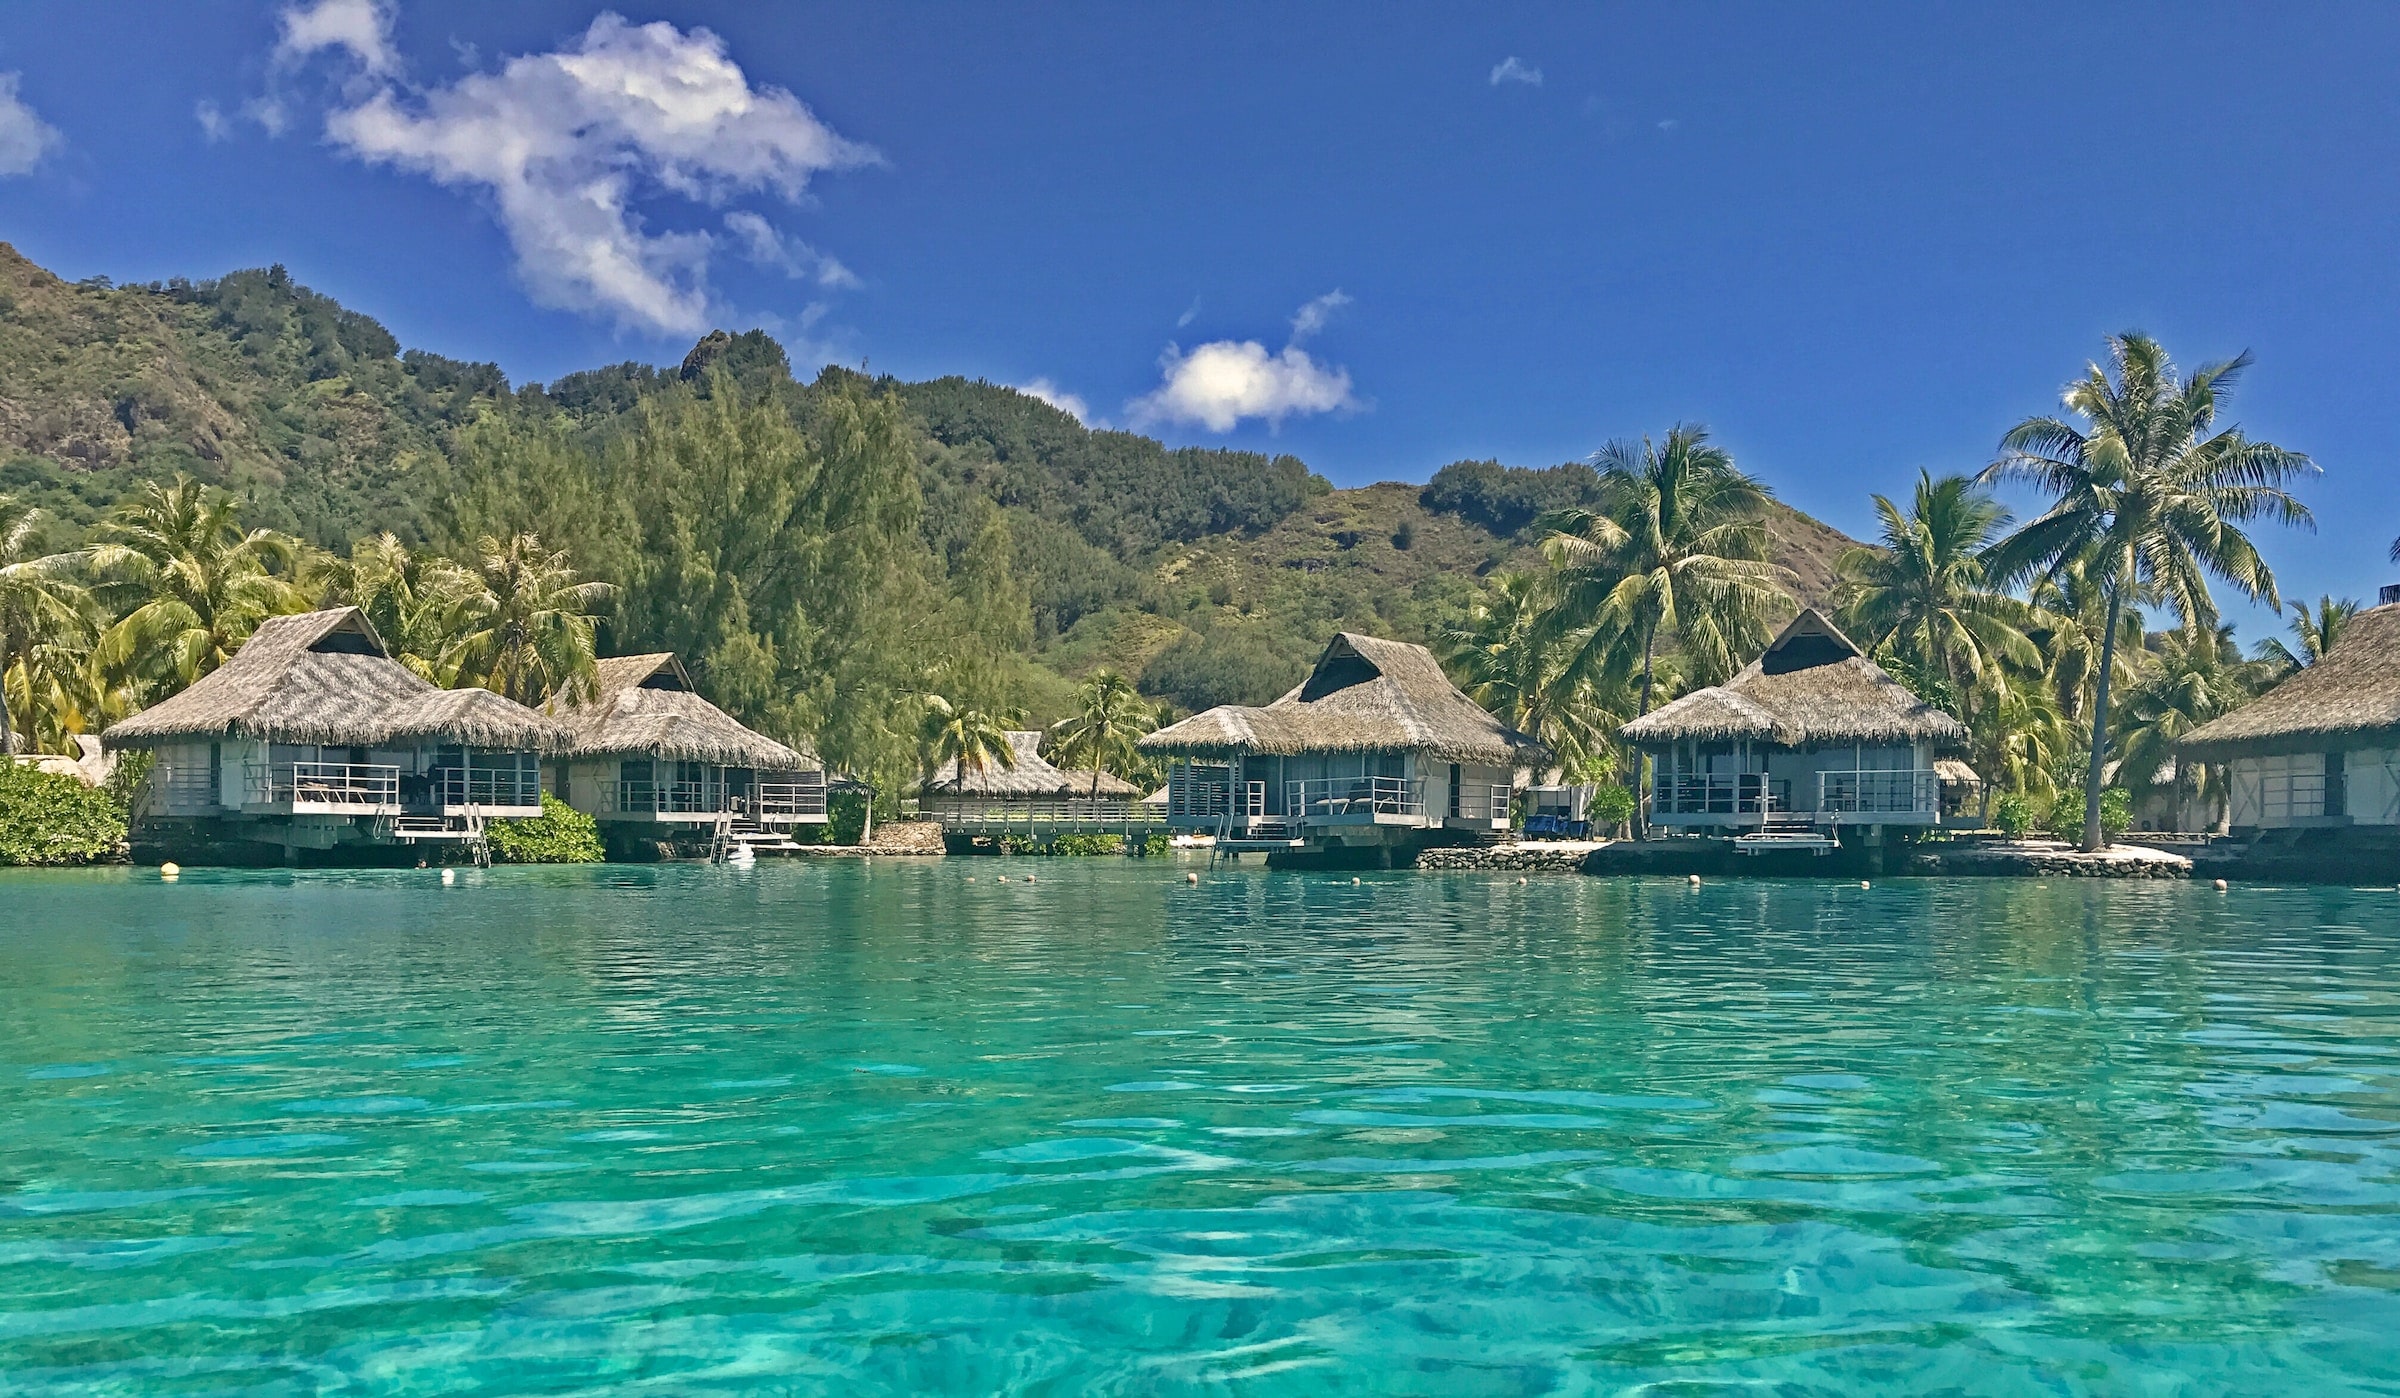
left=1046, top=832, right=1125, bottom=857
left=2040, top=788, right=2135, bottom=845
left=0, top=762, right=126, bottom=865
left=486, top=794, right=604, bottom=864
left=1141, top=832, right=1170, bottom=858
left=2101, top=787, right=2134, bottom=841
left=1588, top=783, right=1637, bottom=835
left=1991, top=791, right=2037, bottom=839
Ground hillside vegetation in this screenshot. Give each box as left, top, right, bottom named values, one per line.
left=0, top=244, right=1859, bottom=726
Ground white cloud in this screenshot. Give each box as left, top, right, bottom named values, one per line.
left=1127, top=291, right=1361, bottom=435
left=1175, top=295, right=1200, bottom=329
left=0, top=73, right=61, bottom=177
left=1289, top=289, right=1350, bottom=341
left=724, top=210, right=859, bottom=289
left=1657, top=118, right=1681, bottom=132
left=321, top=13, right=876, bottom=336
left=276, top=0, right=399, bottom=76
left=1015, top=378, right=1091, bottom=424
left=195, top=99, right=231, bottom=143
left=1489, top=57, right=1542, bottom=87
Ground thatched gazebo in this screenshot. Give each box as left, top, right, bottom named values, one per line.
left=924, top=730, right=1140, bottom=806
left=2179, top=601, right=2400, bottom=831
left=1140, top=631, right=1549, bottom=852
left=103, top=607, right=563, bottom=859
left=546, top=653, right=828, bottom=835
left=1619, top=609, right=1965, bottom=837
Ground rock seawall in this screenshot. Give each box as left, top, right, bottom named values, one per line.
left=1417, top=842, right=1597, bottom=873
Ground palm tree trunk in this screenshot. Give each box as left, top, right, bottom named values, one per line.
left=1632, top=623, right=1657, bottom=840
left=2082, top=589, right=2123, bottom=853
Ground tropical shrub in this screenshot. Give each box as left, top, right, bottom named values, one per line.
left=2044, top=788, right=2134, bottom=844
left=1589, top=783, right=1637, bottom=836
left=1141, top=832, right=1170, bottom=858
left=1991, top=791, right=2038, bottom=839
left=0, top=762, right=126, bottom=865
left=485, top=793, right=604, bottom=864
left=1047, top=832, right=1125, bottom=856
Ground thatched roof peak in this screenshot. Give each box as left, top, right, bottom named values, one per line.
left=104, top=607, right=566, bottom=752
left=927, top=730, right=1141, bottom=798
left=1139, top=631, right=1551, bottom=766
left=2179, top=602, right=2400, bottom=760
left=1620, top=609, right=1965, bottom=749
left=549, top=652, right=815, bottom=769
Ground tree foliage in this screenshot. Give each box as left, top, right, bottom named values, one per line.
left=485, top=793, right=604, bottom=864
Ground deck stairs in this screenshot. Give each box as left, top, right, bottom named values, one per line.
left=1733, top=811, right=1836, bottom=855
left=711, top=810, right=802, bottom=862
left=1209, top=808, right=1307, bottom=865
left=389, top=808, right=492, bottom=865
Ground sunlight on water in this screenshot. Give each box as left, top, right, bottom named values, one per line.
left=2, top=862, right=2397, bottom=1393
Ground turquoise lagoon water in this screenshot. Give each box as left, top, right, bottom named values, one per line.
left=2, top=863, right=2399, bottom=1394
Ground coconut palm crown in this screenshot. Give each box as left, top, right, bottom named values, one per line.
left=1981, top=333, right=2316, bottom=850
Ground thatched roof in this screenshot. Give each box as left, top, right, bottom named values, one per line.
left=2179, top=602, right=2400, bottom=760
left=1934, top=758, right=1982, bottom=788
left=926, top=730, right=1141, bottom=797
left=105, top=608, right=565, bottom=753
left=1138, top=632, right=1552, bottom=766
left=1619, top=609, right=1967, bottom=749
left=548, top=653, right=815, bottom=769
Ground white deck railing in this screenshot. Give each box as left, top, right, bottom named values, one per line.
left=1818, top=769, right=1941, bottom=816
left=1450, top=781, right=1514, bottom=823
left=1288, top=777, right=1425, bottom=821
left=431, top=766, right=541, bottom=810
left=254, top=761, right=400, bottom=809
left=752, top=781, right=830, bottom=821
left=1652, top=773, right=1773, bottom=816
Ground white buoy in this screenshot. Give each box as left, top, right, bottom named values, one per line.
left=1351, top=876, right=1360, bottom=885
left=1860, top=880, right=1871, bottom=890
left=2214, top=879, right=2228, bottom=891
left=441, top=868, right=455, bottom=885
left=1688, top=873, right=1702, bottom=886
left=1024, top=873, right=1035, bottom=883
left=159, top=861, right=180, bottom=880
left=1186, top=871, right=1198, bottom=884
left=965, top=876, right=975, bottom=882
left=998, top=875, right=1009, bottom=883
left=1517, top=876, right=1528, bottom=885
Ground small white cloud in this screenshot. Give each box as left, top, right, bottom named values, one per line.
left=1289, top=289, right=1350, bottom=342
left=245, top=95, right=291, bottom=137
left=276, top=0, right=399, bottom=76
left=1489, top=57, right=1542, bottom=87
left=195, top=99, right=231, bottom=143
left=1016, top=378, right=1090, bottom=424
left=1128, top=341, right=1357, bottom=434
left=0, top=73, right=62, bottom=177
left=322, top=13, right=877, bottom=336
left=1175, top=295, right=1201, bottom=329
left=724, top=210, right=859, bottom=288
left=1657, top=118, right=1681, bottom=132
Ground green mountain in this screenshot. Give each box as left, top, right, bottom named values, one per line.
left=0, top=243, right=1861, bottom=720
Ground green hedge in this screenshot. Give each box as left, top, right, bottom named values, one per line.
left=0, top=762, right=127, bottom=865
left=486, top=794, right=605, bottom=863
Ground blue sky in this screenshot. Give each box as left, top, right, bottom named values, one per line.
left=2, top=2, right=2396, bottom=638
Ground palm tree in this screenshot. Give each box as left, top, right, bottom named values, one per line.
left=1982, top=334, right=2315, bottom=850
left=447, top=533, right=615, bottom=707
left=86, top=477, right=309, bottom=705
left=1539, top=425, right=1790, bottom=716
left=920, top=693, right=1018, bottom=794
left=1834, top=472, right=2041, bottom=703
left=1963, top=669, right=2073, bottom=818
left=2025, top=551, right=2146, bottom=726
left=2254, top=595, right=2358, bottom=675
left=323, top=534, right=478, bottom=684
left=1439, top=571, right=1635, bottom=782
left=2112, top=625, right=2261, bottom=832
left=0, top=497, right=92, bottom=755
left=1050, top=670, right=1156, bottom=801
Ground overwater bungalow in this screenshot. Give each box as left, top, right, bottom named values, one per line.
left=2179, top=601, right=2400, bottom=835
left=1141, top=631, right=1550, bottom=864
left=546, top=654, right=827, bottom=856
left=103, top=607, right=563, bottom=863
left=1619, top=609, right=1967, bottom=853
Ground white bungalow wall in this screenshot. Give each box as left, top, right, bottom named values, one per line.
left=2226, top=748, right=2400, bottom=828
